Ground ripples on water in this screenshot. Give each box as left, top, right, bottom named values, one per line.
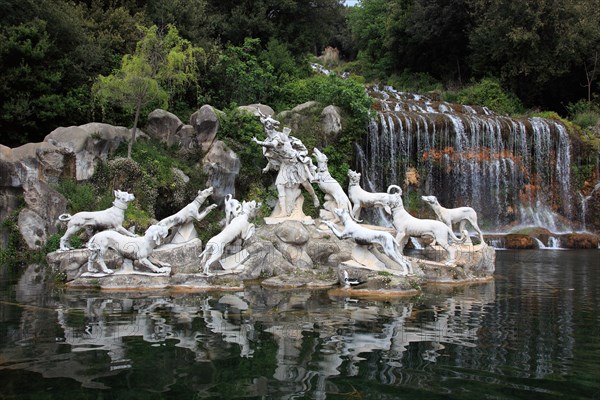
left=0, top=250, right=599, bottom=399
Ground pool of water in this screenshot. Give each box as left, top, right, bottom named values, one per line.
left=1, top=250, right=599, bottom=399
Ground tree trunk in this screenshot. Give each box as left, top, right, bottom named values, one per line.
left=128, top=98, right=142, bottom=159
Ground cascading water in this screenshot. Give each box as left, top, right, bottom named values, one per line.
left=357, top=85, right=575, bottom=232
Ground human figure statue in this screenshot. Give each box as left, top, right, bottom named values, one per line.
left=252, top=113, right=319, bottom=218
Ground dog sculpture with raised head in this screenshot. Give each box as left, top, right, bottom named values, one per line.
left=86, top=224, right=171, bottom=275
left=388, top=194, right=467, bottom=266
left=421, top=195, right=485, bottom=243
left=58, top=190, right=136, bottom=251
left=312, top=148, right=353, bottom=222
left=347, top=169, right=401, bottom=220
left=199, top=200, right=260, bottom=275
left=322, top=208, right=412, bottom=275
left=224, top=194, right=242, bottom=226
left=158, top=187, right=216, bottom=230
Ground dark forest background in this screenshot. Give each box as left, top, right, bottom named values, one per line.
left=1, top=0, right=599, bottom=147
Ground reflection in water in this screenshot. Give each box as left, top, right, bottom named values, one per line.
left=1, top=250, right=599, bottom=399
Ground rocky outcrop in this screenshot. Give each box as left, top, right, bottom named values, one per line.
left=320, top=105, right=342, bottom=144
left=504, top=234, right=535, bottom=249
left=145, top=109, right=183, bottom=144
left=202, top=140, right=240, bottom=204
left=560, top=233, right=599, bottom=249
left=44, top=122, right=132, bottom=180
left=237, top=104, right=275, bottom=118
left=18, top=181, right=67, bottom=249
left=191, top=105, right=220, bottom=153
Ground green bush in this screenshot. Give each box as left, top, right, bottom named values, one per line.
left=55, top=179, right=96, bottom=214
left=218, top=107, right=272, bottom=204
left=567, top=100, right=600, bottom=129
left=450, top=78, right=524, bottom=115
left=387, top=70, right=443, bottom=94
left=275, top=74, right=372, bottom=125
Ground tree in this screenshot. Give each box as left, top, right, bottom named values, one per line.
left=93, top=25, right=201, bottom=158
left=204, top=0, right=346, bottom=55
left=467, top=0, right=600, bottom=106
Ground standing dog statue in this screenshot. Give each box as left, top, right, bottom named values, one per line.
left=58, top=190, right=136, bottom=251
left=421, top=195, right=485, bottom=243
left=86, top=224, right=171, bottom=275
left=312, top=148, right=353, bottom=222
left=322, top=208, right=412, bottom=275
left=199, top=200, right=260, bottom=275
left=347, top=169, right=401, bottom=220
left=389, top=193, right=467, bottom=265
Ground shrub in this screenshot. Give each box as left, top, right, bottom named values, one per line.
left=217, top=107, right=273, bottom=205
left=387, top=70, right=443, bottom=94
left=567, top=100, right=600, bottom=129
left=451, top=78, right=524, bottom=115
left=55, top=179, right=96, bottom=214
left=275, top=74, right=372, bottom=126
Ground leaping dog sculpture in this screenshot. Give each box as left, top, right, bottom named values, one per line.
left=199, top=200, right=260, bottom=275
left=322, top=208, right=412, bottom=275
left=313, top=148, right=353, bottom=222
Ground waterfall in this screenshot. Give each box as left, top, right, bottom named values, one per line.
left=357, top=85, right=575, bottom=232
left=547, top=237, right=561, bottom=249
left=579, top=182, right=600, bottom=231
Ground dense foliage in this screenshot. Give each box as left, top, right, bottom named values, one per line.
left=349, top=0, right=600, bottom=113
left=2, top=0, right=599, bottom=146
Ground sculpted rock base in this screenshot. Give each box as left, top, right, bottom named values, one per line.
left=51, top=221, right=495, bottom=294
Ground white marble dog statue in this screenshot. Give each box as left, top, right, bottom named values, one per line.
left=312, top=148, right=353, bottom=222
left=158, top=187, right=217, bottom=243
left=388, top=191, right=467, bottom=266
left=347, top=169, right=402, bottom=220
left=421, top=195, right=485, bottom=244
left=86, top=224, right=171, bottom=275
left=199, top=200, right=260, bottom=275
left=224, top=193, right=242, bottom=226
left=322, top=208, right=412, bottom=275
left=58, top=190, right=136, bottom=251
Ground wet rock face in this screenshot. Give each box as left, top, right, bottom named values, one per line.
left=585, top=188, right=600, bottom=234
left=560, top=233, right=599, bottom=249
left=504, top=234, right=535, bottom=249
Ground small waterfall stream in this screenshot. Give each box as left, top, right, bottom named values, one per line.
left=357, top=85, right=575, bottom=231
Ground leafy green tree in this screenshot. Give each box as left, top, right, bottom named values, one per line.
left=202, top=38, right=277, bottom=107
left=348, top=0, right=393, bottom=76
left=93, top=25, right=201, bottom=158
left=467, top=0, right=600, bottom=106
left=349, top=0, right=469, bottom=80
left=205, top=0, right=346, bottom=55
left=0, top=0, right=145, bottom=146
